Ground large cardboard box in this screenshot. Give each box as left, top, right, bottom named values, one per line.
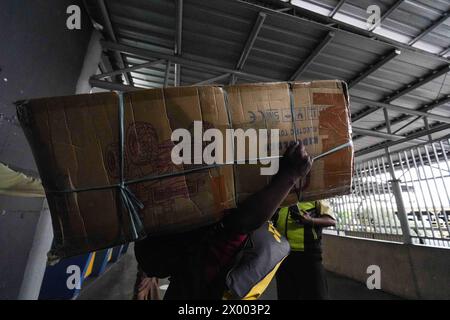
left=17, top=80, right=353, bottom=258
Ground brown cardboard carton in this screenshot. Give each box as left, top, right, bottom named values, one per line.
left=17, top=80, right=352, bottom=258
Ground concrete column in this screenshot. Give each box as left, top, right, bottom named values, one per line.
left=76, top=30, right=103, bottom=94
left=386, top=149, right=412, bottom=244
left=17, top=201, right=53, bottom=300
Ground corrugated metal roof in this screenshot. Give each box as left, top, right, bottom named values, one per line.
left=86, top=0, right=450, bottom=161
left=282, top=0, right=450, bottom=55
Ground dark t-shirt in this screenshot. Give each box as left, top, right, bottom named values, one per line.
left=135, top=210, right=248, bottom=300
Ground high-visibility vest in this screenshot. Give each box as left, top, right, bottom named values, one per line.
left=275, top=201, right=319, bottom=252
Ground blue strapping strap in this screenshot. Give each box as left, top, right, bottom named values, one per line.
left=288, top=83, right=302, bottom=202
left=117, top=92, right=145, bottom=241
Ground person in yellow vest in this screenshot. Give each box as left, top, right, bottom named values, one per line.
left=274, top=200, right=336, bottom=300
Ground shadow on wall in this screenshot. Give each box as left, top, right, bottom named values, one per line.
left=0, top=0, right=92, bottom=299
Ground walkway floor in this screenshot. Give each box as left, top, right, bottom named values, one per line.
left=77, top=247, right=401, bottom=300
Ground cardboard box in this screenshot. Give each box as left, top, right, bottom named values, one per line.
left=17, top=80, right=353, bottom=258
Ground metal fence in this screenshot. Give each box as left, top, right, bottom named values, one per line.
left=328, top=137, right=450, bottom=248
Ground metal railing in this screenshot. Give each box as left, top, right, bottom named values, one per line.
left=328, top=137, right=450, bottom=248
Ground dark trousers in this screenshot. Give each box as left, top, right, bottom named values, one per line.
left=276, top=252, right=328, bottom=300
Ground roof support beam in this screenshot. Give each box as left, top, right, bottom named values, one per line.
left=231, top=12, right=266, bottom=84
left=329, top=0, right=346, bottom=18
left=352, top=64, right=450, bottom=122
left=409, top=11, right=450, bottom=46
left=164, top=61, right=171, bottom=87
left=386, top=64, right=450, bottom=102
left=353, top=94, right=450, bottom=140
left=419, top=95, right=450, bottom=113
left=348, top=49, right=401, bottom=89
left=440, top=46, right=450, bottom=57
left=89, top=78, right=143, bottom=91
left=355, top=124, right=450, bottom=157
left=392, top=115, right=421, bottom=134
left=369, top=0, right=405, bottom=31
left=195, top=73, right=231, bottom=85
left=236, top=12, right=266, bottom=70
left=175, top=0, right=183, bottom=57
left=289, top=31, right=335, bottom=81
left=101, top=40, right=277, bottom=82
left=352, top=127, right=425, bottom=144
left=93, top=59, right=165, bottom=79
left=96, top=0, right=132, bottom=86
left=423, top=117, right=433, bottom=141
left=350, top=96, right=450, bottom=124
left=173, top=0, right=183, bottom=87
left=391, top=94, right=450, bottom=133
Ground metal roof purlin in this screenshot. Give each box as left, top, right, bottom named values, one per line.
left=236, top=12, right=266, bottom=70
left=93, top=59, right=166, bottom=80
left=350, top=96, right=450, bottom=124
left=174, top=0, right=183, bottom=86
left=96, top=0, right=132, bottom=86
left=440, top=47, right=450, bottom=57
left=352, top=64, right=450, bottom=122
left=289, top=31, right=335, bottom=81
left=348, top=49, right=401, bottom=89
left=355, top=95, right=450, bottom=140
left=356, top=124, right=450, bottom=157
left=329, top=0, right=346, bottom=18
left=409, top=11, right=450, bottom=46
left=352, top=127, right=426, bottom=144
left=89, top=79, right=142, bottom=91
left=231, top=11, right=266, bottom=84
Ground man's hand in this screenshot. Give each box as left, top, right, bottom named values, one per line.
left=297, top=211, right=314, bottom=225
left=278, top=141, right=313, bottom=184
left=226, top=141, right=314, bottom=233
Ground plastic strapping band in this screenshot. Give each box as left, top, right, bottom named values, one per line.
left=288, top=83, right=302, bottom=202
left=222, top=87, right=239, bottom=203
left=117, top=92, right=145, bottom=241
left=288, top=83, right=298, bottom=143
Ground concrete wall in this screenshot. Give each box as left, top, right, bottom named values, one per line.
left=0, top=0, right=92, bottom=299
left=322, top=234, right=450, bottom=300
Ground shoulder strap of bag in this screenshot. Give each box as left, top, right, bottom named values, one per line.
left=224, top=222, right=290, bottom=300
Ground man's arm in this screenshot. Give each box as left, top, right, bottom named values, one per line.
left=299, top=200, right=336, bottom=228
left=224, top=141, right=313, bottom=234
left=300, top=215, right=336, bottom=228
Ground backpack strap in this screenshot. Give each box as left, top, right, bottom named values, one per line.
left=272, top=208, right=280, bottom=227
left=224, top=221, right=290, bottom=300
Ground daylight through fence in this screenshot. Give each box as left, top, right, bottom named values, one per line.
left=329, top=137, right=450, bottom=248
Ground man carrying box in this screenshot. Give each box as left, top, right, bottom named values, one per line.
left=135, top=141, right=313, bottom=300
